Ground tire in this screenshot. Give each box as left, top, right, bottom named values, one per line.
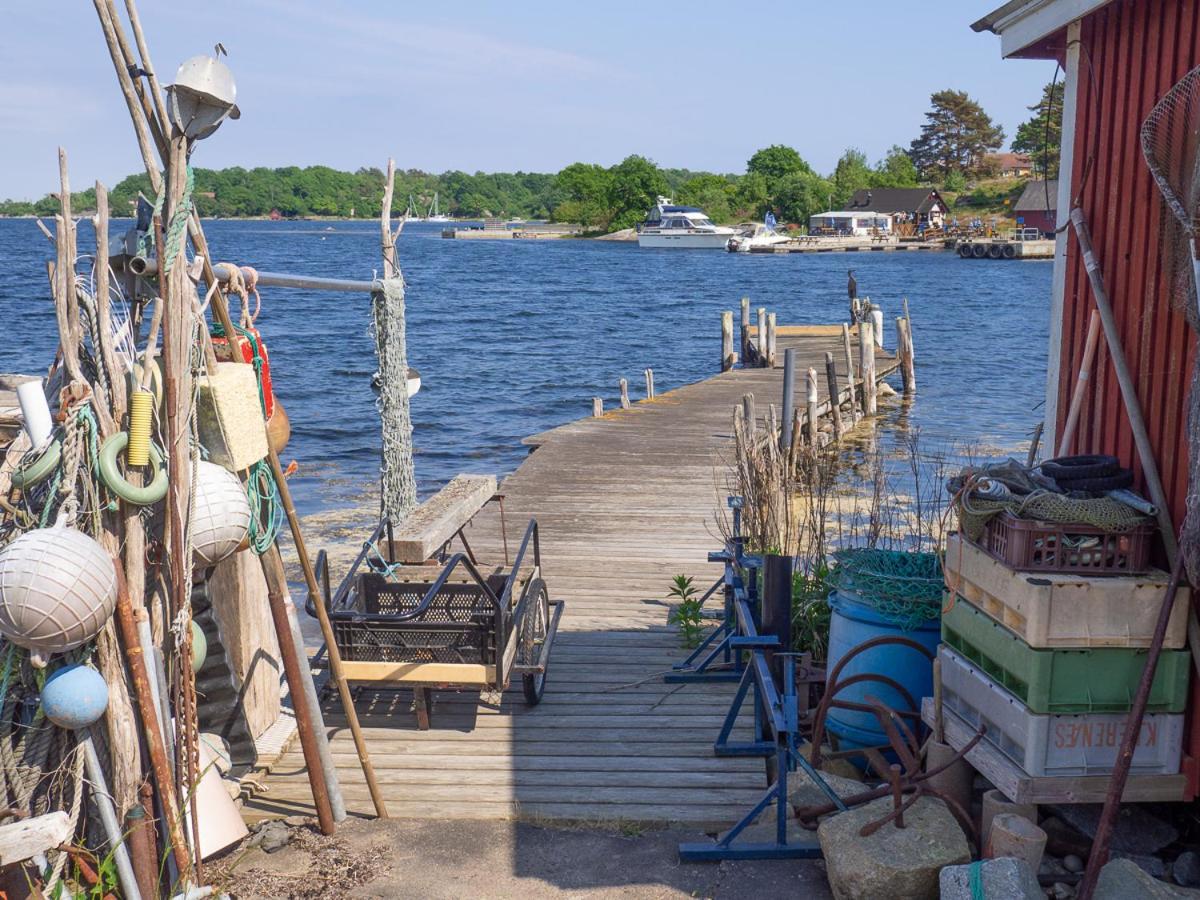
left=1042, top=454, right=1120, bottom=480
left=1056, top=469, right=1135, bottom=493
left=520, top=578, right=550, bottom=705
left=959, top=243, right=973, bottom=258
left=988, top=244, right=1003, bottom=259
left=972, top=243, right=988, bottom=258
left=1002, top=244, right=1017, bottom=259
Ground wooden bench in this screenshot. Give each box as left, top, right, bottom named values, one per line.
left=387, top=473, right=498, bottom=563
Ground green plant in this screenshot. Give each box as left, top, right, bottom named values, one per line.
left=667, top=575, right=704, bottom=648
left=792, top=559, right=833, bottom=662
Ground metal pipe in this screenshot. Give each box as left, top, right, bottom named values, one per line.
left=82, top=733, right=143, bottom=900
left=121, top=256, right=383, bottom=293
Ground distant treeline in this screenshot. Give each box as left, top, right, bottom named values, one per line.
left=0, top=84, right=1061, bottom=230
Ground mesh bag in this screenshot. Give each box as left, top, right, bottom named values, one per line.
left=831, top=548, right=943, bottom=631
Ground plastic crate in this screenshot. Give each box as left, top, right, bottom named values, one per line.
left=979, top=511, right=1154, bottom=575
left=941, top=598, right=1189, bottom=714
left=944, top=534, right=1189, bottom=649
left=937, top=645, right=1183, bottom=777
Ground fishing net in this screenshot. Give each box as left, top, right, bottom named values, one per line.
left=1143, top=65, right=1200, bottom=582
left=955, top=490, right=1149, bottom=542
left=373, top=278, right=417, bottom=523
left=831, top=548, right=943, bottom=631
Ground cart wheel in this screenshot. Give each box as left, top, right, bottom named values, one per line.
left=521, top=578, right=550, bottom=705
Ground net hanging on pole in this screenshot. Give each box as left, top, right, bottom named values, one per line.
left=373, top=278, right=417, bottom=523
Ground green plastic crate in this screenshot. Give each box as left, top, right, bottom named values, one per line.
left=941, top=598, right=1190, bottom=714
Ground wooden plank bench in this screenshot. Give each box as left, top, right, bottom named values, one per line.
left=387, top=474, right=498, bottom=563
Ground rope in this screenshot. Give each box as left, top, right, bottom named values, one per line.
left=135, top=166, right=194, bottom=275
left=831, top=548, right=943, bottom=631
left=968, top=859, right=986, bottom=900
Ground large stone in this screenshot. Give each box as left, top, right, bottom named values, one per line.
left=789, top=769, right=866, bottom=814
left=1049, top=803, right=1178, bottom=855
left=818, top=795, right=969, bottom=900
left=1095, top=858, right=1200, bottom=899
left=939, top=857, right=1042, bottom=900
left=1174, top=851, right=1200, bottom=888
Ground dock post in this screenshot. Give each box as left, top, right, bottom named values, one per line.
left=619, top=378, right=631, bottom=409
left=767, top=313, right=778, bottom=368
left=858, top=321, right=877, bottom=415
left=757, top=308, right=767, bottom=368
left=721, top=310, right=735, bottom=372
left=743, top=394, right=756, bottom=440
left=740, top=296, right=752, bottom=361
left=592, top=397, right=603, bottom=418
left=896, top=317, right=916, bottom=394
left=870, top=304, right=884, bottom=349
left=806, top=367, right=820, bottom=445
left=824, top=351, right=843, bottom=440
left=841, top=323, right=858, bottom=424
left=780, top=349, right=796, bottom=451
left=644, top=368, right=655, bottom=399
left=761, top=554, right=793, bottom=687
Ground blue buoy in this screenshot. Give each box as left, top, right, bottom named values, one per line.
left=41, top=664, right=109, bottom=730
left=825, top=588, right=940, bottom=761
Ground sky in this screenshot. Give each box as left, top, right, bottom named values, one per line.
left=0, top=2, right=1056, bottom=200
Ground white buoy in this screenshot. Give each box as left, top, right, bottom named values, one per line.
left=192, top=461, right=251, bottom=568
left=0, top=526, right=117, bottom=659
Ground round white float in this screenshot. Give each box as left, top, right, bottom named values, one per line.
left=192, top=461, right=251, bottom=568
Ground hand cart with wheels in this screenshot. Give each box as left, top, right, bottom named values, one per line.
left=309, top=515, right=564, bottom=729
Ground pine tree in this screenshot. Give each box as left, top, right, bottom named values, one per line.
left=908, top=90, right=1006, bottom=180
left=1012, top=81, right=1065, bottom=178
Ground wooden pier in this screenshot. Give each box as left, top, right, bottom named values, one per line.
left=247, top=321, right=900, bottom=826
left=749, top=237, right=944, bottom=254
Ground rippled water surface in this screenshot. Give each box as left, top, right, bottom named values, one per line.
left=0, top=219, right=1052, bottom=515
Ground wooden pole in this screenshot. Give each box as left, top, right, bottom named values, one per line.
left=740, top=296, right=752, bottom=361
left=780, top=349, right=795, bottom=451
left=1056, top=310, right=1101, bottom=456
left=806, top=368, right=820, bottom=445
left=841, top=323, right=858, bottom=424
left=825, top=351, right=843, bottom=440
left=619, top=378, right=630, bottom=409
left=592, top=397, right=603, bottom=417
left=742, top=394, right=756, bottom=441
left=896, top=317, right=914, bottom=394
left=767, top=313, right=778, bottom=368
left=859, top=321, right=877, bottom=415
left=757, top=307, right=767, bottom=368
left=644, top=368, right=654, bottom=399
left=721, top=310, right=734, bottom=372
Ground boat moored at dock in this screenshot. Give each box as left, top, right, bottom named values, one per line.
left=637, top=197, right=737, bottom=249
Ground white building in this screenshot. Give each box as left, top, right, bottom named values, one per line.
left=807, top=211, right=892, bottom=237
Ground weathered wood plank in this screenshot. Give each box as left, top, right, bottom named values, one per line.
left=389, top=473, right=497, bottom=563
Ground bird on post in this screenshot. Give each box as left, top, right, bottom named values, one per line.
left=847, top=269, right=857, bottom=301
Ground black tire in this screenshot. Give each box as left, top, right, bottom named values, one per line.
left=1043, top=454, right=1121, bottom=480
left=1002, top=244, right=1017, bottom=259
left=972, top=243, right=988, bottom=259
left=959, top=243, right=973, bottom=258
left=988, top=244, right=1003, bottom=259
left=520, top=578, right=550, bottom=705
left=1056, top=469, right=1135, bottom=493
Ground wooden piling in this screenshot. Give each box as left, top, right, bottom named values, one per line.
left=767, top=313, right=778, bottom=368
left=644, top=368, right=655, bottom=399
left=841, top=323, right=858, bottom=424
left=721, top=310, right=734, bottom=372
left=592, top=397, right=604, bottom=418
left=806, top=368, right=820, bottom=444
left=619, top=378, right=630, bottom=409
left=859, top=321, right=878, bottom=415
left=757, top=308, right=767, bottom=368
left=743, top=393, right=756, bottom=440
left=780, top=349, right=795, bottom=451
left=740, top=297, right=752, bottom=361
left=824, top=351, right=843, bottom=439
left=896, top=316, right=915, bottom=394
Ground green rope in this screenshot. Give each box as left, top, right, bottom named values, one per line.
left=135, top=166, right=194, bottom=274
left=968, top=859, right=986, bottom=900
left=831, top=548, right=943, bottom=631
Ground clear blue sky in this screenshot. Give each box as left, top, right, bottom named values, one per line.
left=0, top=2, right=1053, bottom=199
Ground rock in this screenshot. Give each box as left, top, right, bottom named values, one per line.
left=1040, top=855, right=1069, bottom=878
left=250, top=820, right=292, bottom=854
left=1050, top=882, right=1075, bottom=899
left=788, top=769, right=865, bottom=815
left=1114, top=851, right=1168, bottom=879
left=1095, top=858, right=1200, bottom=899
left=818, top=795, right=968, bottom=899
left=1063, top=854, right=1085, bottom=874
left=1049, top=803, right=1178, bottom=855
left=283, top=815, right=312, bottom=828
left=1174, top=851, right=1200, bottom=888
left=940, top=857, right=1042, bottom=900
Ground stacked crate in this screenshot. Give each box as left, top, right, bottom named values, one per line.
left=938, top=528, right=1190, bottom=779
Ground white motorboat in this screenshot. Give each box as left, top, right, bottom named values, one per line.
left=637, top=197, right=737, bottom=249
left=726, top=214, right=790, bottom=252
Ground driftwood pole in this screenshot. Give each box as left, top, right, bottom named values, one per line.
left=644, top=368, right=655, bottom=399
left=592, top=397, right=603, bottom=417
left=619, top=378, right=630, bottom=409
left=780, top=349, right=795, bottom=451
left=721, top=311, right=734, bottom=372
left=757, top=307, right=767, bottom=368
left=766, top=313, right=778, bottom=368
left=841, top=323, right=858, bottom=425
left=740, top=296, right=752, bottom=361
left=824, top=351, right=843, bottom=440
left=858, top=321, right=877, bottom=415
left=806, top=368, right=820, bottom=445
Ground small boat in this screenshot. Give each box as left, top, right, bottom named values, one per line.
left=427, top=192, right=450, bottom=223
left=637, top=197, right=737, bottom=249
left=726, top=213, right=790, bottom=252
left=405, top=195, right=423, bottom=221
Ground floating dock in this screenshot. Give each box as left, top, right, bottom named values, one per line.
left=748, top=238, right=943, bottom=254
left=954, top=238, right=1055, bottom=260
left=247, top=326, right=898, bottom=825
left=442, top=224, right=580, bottom=240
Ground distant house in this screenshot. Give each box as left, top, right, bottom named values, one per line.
left=1012, top=179, right=1058, bottom=236
left=989, top=152, right=1034, bottom=178
left=847, top=188, right=948, bottom=232
left=808, top=210, right=892, bottom=236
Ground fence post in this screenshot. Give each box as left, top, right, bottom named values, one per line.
left=767, top=313, right=778, bottom=368
left=825, top=351, right=843, bottom=440
left=780, top=348, right=795, bottom=451
left=742, top=393, right=756, bottom=441
left=592, top=397, right=603, bottom=418
left=619, top=378, right=630, bottom=409
left=644, top=368, right=655, bottom=399
left=741, top=296, right=752, bottom=362
left=757, top=307, right=767, bottom=368
left=721, top=310, right=735, bottom=372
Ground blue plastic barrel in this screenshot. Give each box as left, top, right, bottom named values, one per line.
left=825, top=588, right=940, bottom=760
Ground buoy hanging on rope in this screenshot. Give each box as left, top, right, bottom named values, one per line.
left=41, top=663, right=110, bottom=729
left=192, top=460, right=252, bottom=568
left=0, top=525, right=117, bottom=661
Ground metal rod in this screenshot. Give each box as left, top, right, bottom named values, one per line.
left=82, top=733, right=143, bottom=900
left=123, top=257, right=383, bottom=293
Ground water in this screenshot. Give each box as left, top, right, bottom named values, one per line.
left=0, top=219, right=1051, bottom=516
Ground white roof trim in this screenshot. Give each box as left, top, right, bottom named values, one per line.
left=972, top=0, right=1113, bottom=56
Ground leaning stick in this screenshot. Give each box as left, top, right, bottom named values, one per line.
left=91, top=0, right=160, bottom=186
left=1056, top=309, right=1101, bottom=457
left=120, top=0, right=171, bottom=136
left=95, top=183, right=128, bottom=422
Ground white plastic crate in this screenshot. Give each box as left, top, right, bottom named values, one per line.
left=937, top=645, right=1183, bottom=778
left=944, top=534, right=1188, bottom=649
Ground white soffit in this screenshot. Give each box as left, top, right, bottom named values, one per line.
left=972, top=0, right=1115, bottom=57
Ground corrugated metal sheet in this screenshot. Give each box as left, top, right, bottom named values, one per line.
left=1059, top=0, right=1199, bottom=530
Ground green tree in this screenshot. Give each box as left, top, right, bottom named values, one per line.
left=747, top=145, right=811, bottom=193
left=773, top=170, right=831, bottom=226
left=606, top=155, right=668, bottom=231
left=908, top=89, right=1005, bottom=180
left=553, top=162, right=612, bottom=226
left=1012, top=81, right=1064, bottom=178
left=831, top=148, right=873, bottom=207
left=733, top=172, right=770, bottom=219
left=675, top=173, right=737, bottom=223
left=872, top=146, right=920, bottom=188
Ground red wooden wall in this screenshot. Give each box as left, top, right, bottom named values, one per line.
left=1060, top=0, right=1198, bottom=530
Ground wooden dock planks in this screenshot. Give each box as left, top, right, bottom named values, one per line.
left=248, top=331, right=898, bottom=826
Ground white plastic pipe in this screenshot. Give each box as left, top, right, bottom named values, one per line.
left=17, top=381, right=53, bottom=448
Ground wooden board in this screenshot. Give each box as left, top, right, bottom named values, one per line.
left=0, top=812, right=72, bottom=865
left=389, top=473, right=498, bottom=562
left=257, top=327, right=903, bottom=826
